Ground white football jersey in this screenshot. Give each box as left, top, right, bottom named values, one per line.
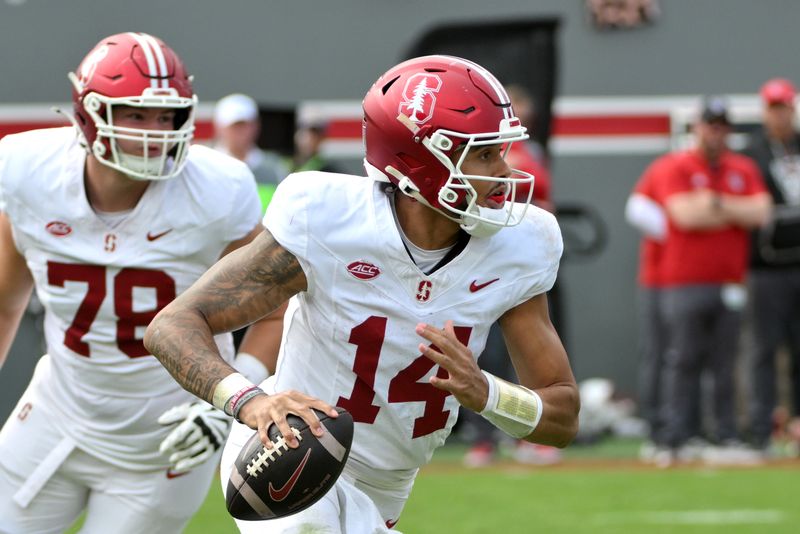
left=0, top=127, right=260, bottom=469
left=265, top=172, right=562, bottom=471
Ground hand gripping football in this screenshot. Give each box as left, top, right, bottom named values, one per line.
left=225, top=407, right=354, bottom=521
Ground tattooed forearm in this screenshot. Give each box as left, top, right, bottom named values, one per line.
left=145, top=314, right=235, bottom=402
left=143, top=229, right=305, bottom=401
left=196, top=231, right=305, bottom=333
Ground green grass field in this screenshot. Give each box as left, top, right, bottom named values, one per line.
left=70, top=439, right=800, bottom=533
left=178, top=440, right=800, bottom=534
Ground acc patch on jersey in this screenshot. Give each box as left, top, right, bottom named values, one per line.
left=225, top=407, right=354, bottom=521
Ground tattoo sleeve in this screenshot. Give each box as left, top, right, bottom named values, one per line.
left=143, top=229, right=306, bottom=402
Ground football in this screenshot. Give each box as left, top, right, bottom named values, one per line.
left=225, top=407, right=354, bottom=521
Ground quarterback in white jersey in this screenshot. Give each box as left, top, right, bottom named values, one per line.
left=147, top=55, right=579, bottom=533
left=0, top=33, right=269, bottom=534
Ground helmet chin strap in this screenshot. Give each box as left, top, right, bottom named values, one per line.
left=459, top=205, right=506, bottom=238
left=116, top=150, right=171, bottom=180
left=380, top=162, right=508, bottom=238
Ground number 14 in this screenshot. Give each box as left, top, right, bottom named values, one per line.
left=336, top=316, right=472, bottom=438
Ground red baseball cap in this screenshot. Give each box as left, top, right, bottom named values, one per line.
left=760, top=78, right=796, bottom=106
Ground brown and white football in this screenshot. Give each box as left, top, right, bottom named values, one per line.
left=225, top=407, right=354, bottom=521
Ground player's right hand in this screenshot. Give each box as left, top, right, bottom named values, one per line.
left=415, top=320, right=489, bottom=412
left=237, top=391, right=339, bottom=449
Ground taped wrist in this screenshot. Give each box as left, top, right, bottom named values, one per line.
left=212, top=372, right=266, bottom=422
left=479, top=370, right=543, bottom=439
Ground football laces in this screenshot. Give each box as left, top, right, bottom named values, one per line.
left=246, top=427, right=303, bottom=477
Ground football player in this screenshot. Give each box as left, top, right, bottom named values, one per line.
left=0, top=32, right=279, bottom=533
left=145, top=56, right=580, bottom=533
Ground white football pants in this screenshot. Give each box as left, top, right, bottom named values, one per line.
left=0, top=360, right=220, bottom=534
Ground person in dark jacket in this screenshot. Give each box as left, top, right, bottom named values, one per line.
left=742, top=78, right=800, bottom=453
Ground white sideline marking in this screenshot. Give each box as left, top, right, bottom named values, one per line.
left=594, top=509, right=785, bottom=525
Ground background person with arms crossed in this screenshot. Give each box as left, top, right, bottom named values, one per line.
left=145, top=55, right=580, bottom=533
left=0, top=32, right=274, bottom=533
left=625, top=155, right=704, bottom=462
left=657, top=97, right=771, bottom=466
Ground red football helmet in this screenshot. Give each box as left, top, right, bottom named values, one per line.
left=68, top=32, right=196, bottom=180
left=363, top=55, right=534, bottom=237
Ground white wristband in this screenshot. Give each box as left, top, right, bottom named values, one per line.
left=212, top=373, right=255, bottom=415
left=479, top=370, right=543, bottom=439
left=234, top=352, right=270, bottom=384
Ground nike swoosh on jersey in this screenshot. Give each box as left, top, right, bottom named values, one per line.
left=268, top=448, right=311, bottom=502
left=469, top=278, right=500, bottom=292
left=146, top=229, right=173, bottom=241
left=166, top=469, right=188, bottom=479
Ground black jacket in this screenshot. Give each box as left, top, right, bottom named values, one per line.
left=741, top=128, right=800, bottom=269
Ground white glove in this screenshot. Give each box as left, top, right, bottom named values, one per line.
left=158, top=401, right=230, bottom=474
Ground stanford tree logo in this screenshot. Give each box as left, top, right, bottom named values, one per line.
left=398, top=73, right=442, bottom=125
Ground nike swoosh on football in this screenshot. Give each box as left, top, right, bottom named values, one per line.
left=469, top=278, right=500, bottom=292
left=268, top=448, right=311, bottom=502
left=147, top=229, right=173, bottom=241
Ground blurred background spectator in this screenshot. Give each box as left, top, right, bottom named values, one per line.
left=505, top=84, right=553, bottom=211
left=654, top=97, right=771, bottom=466
left=741, top=78, right=800, bottom=454
left=626, top=142, right=706, bottom=463
left=213, top=93, right=288, bottom=212
left=287, top=119, right=341, bottom=174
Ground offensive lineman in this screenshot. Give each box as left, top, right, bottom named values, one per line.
left=0, top=32, right=277, bottom=533
left=145, top=56, right=580, bottom=532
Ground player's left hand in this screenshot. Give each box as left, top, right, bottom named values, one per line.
left=158, top=401, right=230, bottom=474
left=415, top=320, right=489, bottom=412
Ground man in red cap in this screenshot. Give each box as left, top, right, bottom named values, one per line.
left=742, top=78, right=800, bottom=454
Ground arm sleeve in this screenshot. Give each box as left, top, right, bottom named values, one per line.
left=625, top=193, right=667, bottom=240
